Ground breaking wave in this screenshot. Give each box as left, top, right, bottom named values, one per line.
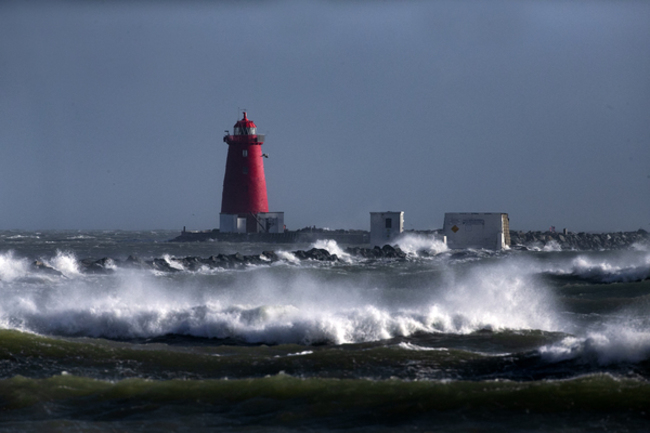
left=49, top=250, right=83, bottom=277
left=1, top=247, right=646, bottom=355
left=393, top=233, right=449, bottom=256
left=0, top=251, right=29, bottom=282
left=311, top=239, right=353, bottom=262
left=0, top=253, right=563, bottom=344
left=542, top=251, right=650, bottom=283
left=539, top=317, right=650, bottom=365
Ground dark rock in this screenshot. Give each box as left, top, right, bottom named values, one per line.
left=79, top=258, right=115, bottom=274
left=31, top=260, right=64, bottom=277
left=308, top=248, right=331, bottom=261
left=152, top=258, right=179, bottom=273
left=289, top=248, right=337, bottom=262
left=381, top=245, right=407, bottom=258
left=181, top=256, right=204, bottom=271
left=204, top=254, right=233, bottom=269
left=243, top=254, right=265, bottom=265
left=124, top=255, right=148, bottom=269
left=261, top=251, right=278, bottom=262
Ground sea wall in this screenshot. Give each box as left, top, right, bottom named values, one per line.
left=30, top=245, right=407, bottom=276
left=509, top=229, right=649, bottom=250
left=171, top=229, right=369, bottom=244
left=171, top=227, right=649, bottom=251
left=28, top=232, right=650, bottom=278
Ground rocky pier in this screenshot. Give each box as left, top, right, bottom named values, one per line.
left=30, top=245, right=408, bottom=276
left=26, top=231, right=649, bottom=277
left=509, top=229, right=648, bottom=250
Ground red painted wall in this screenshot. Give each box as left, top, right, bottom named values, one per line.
left=220, top=113, right=269, bottom=214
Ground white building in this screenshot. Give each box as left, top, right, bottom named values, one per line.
left=370, top=212, right=404, bottom=246
left=443, top=213, right=510, bottom=250
left=220, top=212, right=284, bottom=234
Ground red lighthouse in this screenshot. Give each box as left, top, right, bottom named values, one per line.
left=219, top=112, right=283, bottom=233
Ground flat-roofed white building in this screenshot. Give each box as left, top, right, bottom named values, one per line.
left=370, top=212, right=404, bottom=246
left=443, top=213, right=510, bottom=250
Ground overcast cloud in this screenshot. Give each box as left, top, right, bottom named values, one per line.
left=1, top=0, right=649, bottom=232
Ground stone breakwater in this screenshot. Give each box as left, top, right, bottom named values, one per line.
left=509, top=229, right=649, bottom=250
left=26, top=231, right=650, bottom=277
left=30, top=245, right=408, bottom=276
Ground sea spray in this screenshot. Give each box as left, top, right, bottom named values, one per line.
left=49, top=250, right=82, bottom=277
left=0, top=251, right=568, bottom=343
left=311, top=239, right=353, bottom=262
left=431, top=256, right=565, bottom=333
left=0, top=251, right=29, bottom=282
left=394, top=232, right=449, bottom=256
left=539, top=312, right=650, bottom=365
left=539, top=250, right=650, bottom=283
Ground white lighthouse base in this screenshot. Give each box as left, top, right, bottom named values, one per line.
left=220, top=214, right=247, bottom=233
left=220, top=212, right=285, bottom=234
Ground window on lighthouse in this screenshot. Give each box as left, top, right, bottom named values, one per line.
left=242, top=166, right=248, bottom=174
left=242, top=149, right=248, bottom=157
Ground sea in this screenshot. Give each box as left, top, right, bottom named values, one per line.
left=1, top=230, right=649, bottom=432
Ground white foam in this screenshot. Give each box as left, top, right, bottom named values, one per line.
left=557, top=253, right=650, bottom=283
left=397, top=342, right=447, bottom=351
left=49, top=250, right=81, bottom=277
left=6, top=235, right=40, bottom=240
left=393, top=233, right=449, bottom=256
left=0, top=251, right=29, bottom=282
left=162, top=254, right=186, bottom=271
left=311, top=239, right=353, bottom=262
left=540, top=321, right=650, bottom=365
left=542, top=240, right=562, bottom=252
left=287, top=350, right=313, bottom=356
left=426, top=259, right=563, bottom=334
left=275, top=251, right=300, bottom=264
left=0, top=251, right=569, bottom=345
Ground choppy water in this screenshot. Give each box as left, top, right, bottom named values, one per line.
left=1, top=230, right=649, bottom=431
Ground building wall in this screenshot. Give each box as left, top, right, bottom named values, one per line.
left=443, top=213, right=510, bottom=250
left=220, top=213, right=246, bottom=233
left=220, top=212, right=284, bottom=234
left=256, top=212, right=285, bottom=234
left=370, top=212, right=404, bottom=246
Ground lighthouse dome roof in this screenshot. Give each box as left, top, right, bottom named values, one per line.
left=233, top=112, right=257, bottom=135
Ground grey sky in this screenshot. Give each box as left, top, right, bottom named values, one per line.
left=1, top=0, right=649, bottom=232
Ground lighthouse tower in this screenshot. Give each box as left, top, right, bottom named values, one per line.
left=219, top=112, right=283, bottom=234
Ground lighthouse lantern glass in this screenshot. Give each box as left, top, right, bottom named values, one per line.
left=234, top=126, right=256, bottom=135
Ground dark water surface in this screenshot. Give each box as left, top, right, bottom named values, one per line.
left=1, top=230, right=649, bottom=431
